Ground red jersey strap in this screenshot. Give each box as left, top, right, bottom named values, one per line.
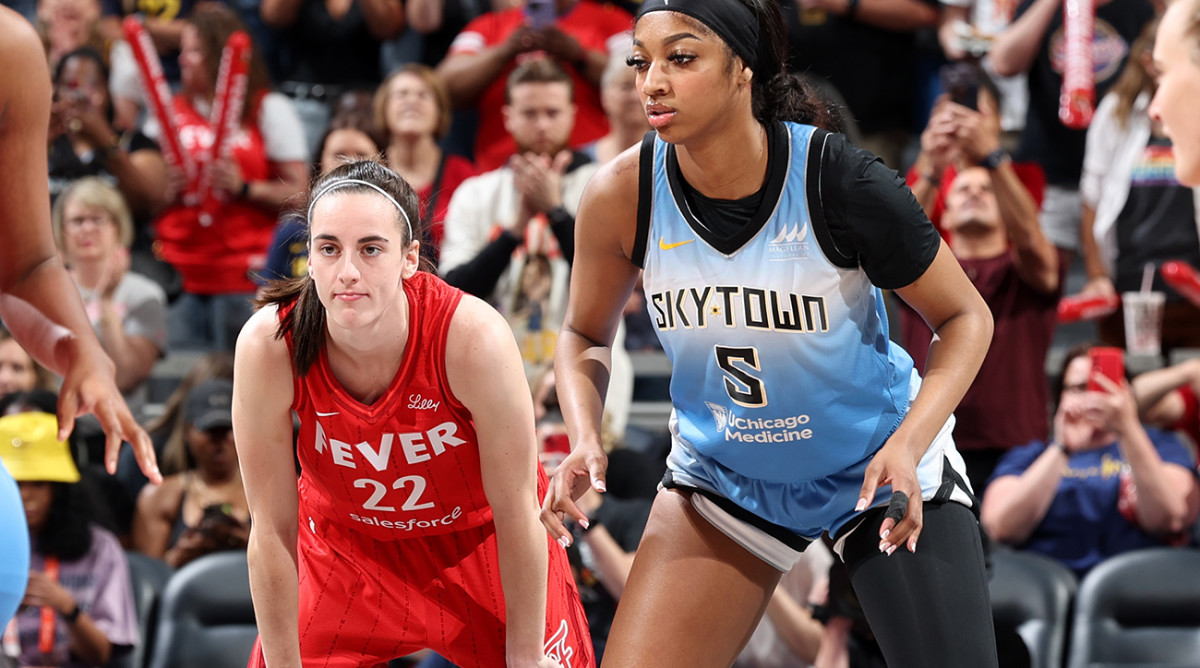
left=38, top=556, right=59, bottom=655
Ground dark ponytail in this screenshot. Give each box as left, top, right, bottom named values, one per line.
left=256, top=160, right=422, bottom=375
left=742, top=0, right=845, bottom=132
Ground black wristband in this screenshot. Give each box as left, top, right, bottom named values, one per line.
left=62, top=603, right=81, bottom=625
left=978, top=148, right=1009, bottom=170
left=239, top=181, right=251, bottom=199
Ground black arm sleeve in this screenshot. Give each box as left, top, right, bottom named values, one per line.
left=439, top=232, right=522, bottom=298
left=547, top=206, right=575, bottom=266
left=819, top=133, right=940, bottom=290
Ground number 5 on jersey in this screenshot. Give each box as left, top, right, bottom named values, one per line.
left=715, top=345, right=766, bottom=407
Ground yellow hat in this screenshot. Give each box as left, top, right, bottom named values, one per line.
left=0, top=412, right=80, bottom=483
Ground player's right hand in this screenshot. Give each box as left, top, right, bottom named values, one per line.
left=539, top=441, right=607, bottom=548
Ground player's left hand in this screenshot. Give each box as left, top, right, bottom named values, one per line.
left=856, top=440, right=923, bottom=555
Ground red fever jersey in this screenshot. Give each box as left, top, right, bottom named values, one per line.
left=287, top=271, right=494, bottom=539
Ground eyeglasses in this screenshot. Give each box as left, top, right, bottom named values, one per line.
left=64, top=214, right=114, bottom=229
left=1062, top=382, right=1089, bottom=395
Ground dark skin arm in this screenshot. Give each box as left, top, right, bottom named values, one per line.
left=0, top=8, right=159, bottom=482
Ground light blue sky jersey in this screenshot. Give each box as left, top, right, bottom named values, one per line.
left=0, top=459, right=30, bottom=625
left=641, top=123, right=917, bottom=484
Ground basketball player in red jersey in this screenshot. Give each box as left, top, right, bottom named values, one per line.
left=234, top=159, right=592, bottom=668
left=0, top=6, right=159, bottom=477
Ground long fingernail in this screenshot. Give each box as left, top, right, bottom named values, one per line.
left=879, top=541, right=891, bottom=553
left=880, top=529, right=890, bottom=541
left=855, top=498, right=868, bottom=512
left=886, top=544, right=898, bottom=556
left=557, top=536, right=571, bottom=549
left=579, top=518, right=590, bottom=530
left=908, top=538, right=917, bottom=553
left=593, top=479, right=606, bottom=492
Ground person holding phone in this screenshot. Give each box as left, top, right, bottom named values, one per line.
left=981, top=343, right=1200, bottom=577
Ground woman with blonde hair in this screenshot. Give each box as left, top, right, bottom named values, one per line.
left=375, top=63, right=476, bottom=265
left=52, top=177, right=167, bottom=417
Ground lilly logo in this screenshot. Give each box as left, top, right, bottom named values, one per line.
left=544, top=620, right=575, bottom=668
left=706, top=402, right=730, bottom=431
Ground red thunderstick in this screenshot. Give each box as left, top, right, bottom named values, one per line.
left=1060, top=0, right=1095, bottom=129
left=1162, top=260, right=1200, bottom=309
left=200, top=30, right=252, bottom=206
left=1057, top=292, right=1120, bottom=323
left=122, top=17, right=195, bottom=193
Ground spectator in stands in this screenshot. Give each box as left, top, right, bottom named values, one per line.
left=906, top=65, right=1046, bottom=231
left=115, top=352, right=235, bottom=507
left=132, top=378, right=249, bottom=569
left=580, top=44, right=651, bottom=165
left=376, top=64, right=477, bottom=266
left=1132, top=356, right=1200, bottom=450
left=1078, top=17, right=1200, bottom=352
left=990, top=0, right=1155, bottom=254
left=150, top=3, right=308, bottom=352
left=261, top=0, right=405, bottom=159
left=1, top=409, right=138, bottom=667
left=439, top=58, right=593, bottom=388
left=981, top=343, right=1200, bottom=577
left=0, top=329, right=57, bottom=396
left=901, top=81, right=1060, bottom=493
left=776, top=0, right=939, bottom=169
left=51, top=178, right=166, bottom=421
left=436, top=0, right=632, bottom=170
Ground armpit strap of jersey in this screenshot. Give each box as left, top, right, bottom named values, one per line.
left=632, top=131, right=657, bottom=269
left=805, top=128, right=857, bottom=270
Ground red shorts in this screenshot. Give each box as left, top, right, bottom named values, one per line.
left=247, top=511, right=594, bottom=668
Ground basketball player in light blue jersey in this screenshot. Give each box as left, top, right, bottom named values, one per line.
left=0, top=6, right=161, bottom=626
left=541, top=0, right=1000, bottom=666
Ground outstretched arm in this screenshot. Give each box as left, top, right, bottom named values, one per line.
left=446, top=295, right=558, bottom=668
left=234, top=307, right=302, bottom=668
left=0, top=8, right=158, bottom=482
left=541, top=149, right=642, bottom=545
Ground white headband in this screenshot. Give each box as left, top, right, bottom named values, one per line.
left=307, top=178, right=414, bottom=241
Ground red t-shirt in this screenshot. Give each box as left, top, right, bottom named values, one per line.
left=448, top=2, right=633, bottom=171
left=153, top=95, right=276, bottom=295
left=900, top=251, right=1065, bottom=452
left=416, top=154, right=477, bottom=263
left=286, top=272, right=495, bottom=540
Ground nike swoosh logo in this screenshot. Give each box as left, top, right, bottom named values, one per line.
left=659, top=237, right=695, bottom=250
left=316, top=411, right=339, bottom=417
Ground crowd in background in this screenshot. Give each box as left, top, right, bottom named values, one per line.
left=2, top=0, right=1200, bottom=666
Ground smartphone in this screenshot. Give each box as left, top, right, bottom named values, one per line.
left=1087, top=346, right=1125, bottom=392
left=525, top=0, right=557, bottom=29
left=939, top=62, right=979, bottom=111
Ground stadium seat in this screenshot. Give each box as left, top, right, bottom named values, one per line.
left=988, top=547, right=1077, bottom=668
left=108, top=552, right=173, bottom=668
left=146, top=551, right=258, bottom=668
left=1067, top=547, right=1200, bottom=668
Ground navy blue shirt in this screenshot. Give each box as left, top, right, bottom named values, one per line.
left=991, top=429, right=1196, bottom=576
